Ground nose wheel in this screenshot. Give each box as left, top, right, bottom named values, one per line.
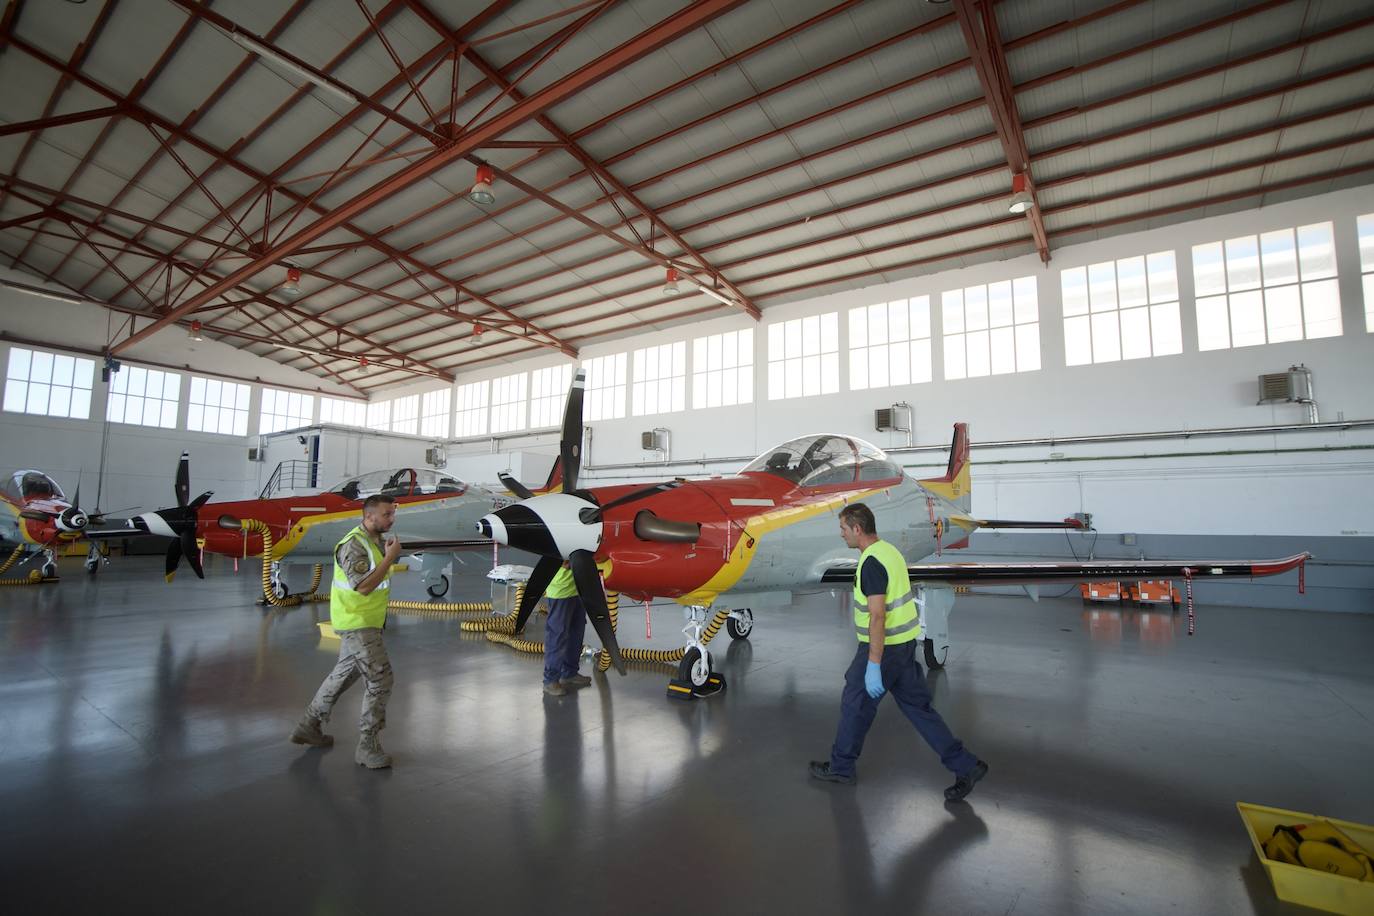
left=425, top=574, right=450, bottom=599
left=726, top=607, right=753, bottom=640
left=41, top=550, right=58, bottom=580
left=666, top=606, right=727, bottom=700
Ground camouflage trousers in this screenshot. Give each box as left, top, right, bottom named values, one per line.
left=307, top=628, right=393, bottom=736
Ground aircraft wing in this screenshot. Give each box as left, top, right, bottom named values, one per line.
left=820, top=553, right=1310, bottom=588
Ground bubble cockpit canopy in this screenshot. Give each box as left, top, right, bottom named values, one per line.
left=329, top=468, right=467, bottom=501
left=741, top=435, right=902, bottom=487
left=4, top=470, right=65, bottom=503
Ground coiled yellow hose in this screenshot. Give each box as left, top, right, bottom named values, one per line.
left=479, top=590, right=621, bottom=657
left=459, top=585, right=524, bottom=632
left=387, top=599, right=493, bottom=614
left=241, top=519, right=329, bottom=607
left=0, top=545, right=45, bottom=586
left=595, top=605, right=730, bottom=671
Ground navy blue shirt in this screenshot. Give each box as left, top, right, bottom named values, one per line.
left=859, top=555, right=888, bottom=598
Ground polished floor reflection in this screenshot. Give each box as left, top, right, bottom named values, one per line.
left=2, top=557, right=1370, bottom=915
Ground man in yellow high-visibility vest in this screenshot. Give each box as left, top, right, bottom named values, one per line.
left=542, top=562, right=591, bottom=696
left=290, top=495, right=402, bottom=769
left=810, top=503, right=988, bottom=800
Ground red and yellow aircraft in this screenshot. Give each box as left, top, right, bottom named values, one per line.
left=130, top=454, right=501, bottom=594
left=1, top=469, right=131, bottom=577
left=479, top=370, right=1310, bottom=686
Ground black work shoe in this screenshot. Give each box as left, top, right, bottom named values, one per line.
left=809, top=760, right=856, bottom=785
left=944, top=760, right=988, bottom=801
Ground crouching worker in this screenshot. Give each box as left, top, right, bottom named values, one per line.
left=291, top=495, right=401, bottom=769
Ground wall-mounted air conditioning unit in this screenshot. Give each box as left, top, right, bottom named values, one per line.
left=1257, top=364, right=1318, bottom=423
left=641, top=429, right=669, bottom=452
left=874, top=403, right=913, bottom=444
left=247, top=446, right=265, bottom=462
left=424, top=446, right=447, bottom=468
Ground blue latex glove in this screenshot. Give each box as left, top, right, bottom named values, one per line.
left=864, top=661, right=885, bottom=699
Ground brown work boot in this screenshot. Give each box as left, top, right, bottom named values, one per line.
left=289, top=715, right=334, bottom=748
left=560, top=674, right=592, bottom=689
left=543, top=680, right=567, bottom=696
left=355, top=734, right=392, bottom=769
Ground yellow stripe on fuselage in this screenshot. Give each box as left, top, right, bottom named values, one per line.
left=676, top=485, right=891, bottom=606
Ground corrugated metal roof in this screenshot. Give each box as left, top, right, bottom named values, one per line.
left=2, top=0, right=1373, bottom=391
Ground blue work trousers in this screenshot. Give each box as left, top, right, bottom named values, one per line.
left=543, top=596, right=586, bottom=686
left=828, top=639, right=978, bottom=779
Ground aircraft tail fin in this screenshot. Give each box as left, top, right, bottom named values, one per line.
left=536, top=456, right=564, bottom=494
left=917, top=423, right=970, bottom=513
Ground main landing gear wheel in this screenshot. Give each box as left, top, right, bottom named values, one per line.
left=677, top=647, right=712, bottom=688
left=923, top=639, right=948, bottom=670
left=41, top=560, right=58, bottom=579
left=84, top=558, right=99, bottom=575
left=426, top=575, right=450, bottom=599
left=726, top=608, right=753, bottom=640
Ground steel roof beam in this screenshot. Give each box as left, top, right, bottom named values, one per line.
left=953, top=0, right=1048, bottom=262
left=106, top=0, right=747, bottom=356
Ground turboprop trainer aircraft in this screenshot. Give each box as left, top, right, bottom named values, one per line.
left=478, top=370, right=1311, bottom=690
left=131, top=455, right=500, bottom=597
left=1, top=469, right=134, bottom=577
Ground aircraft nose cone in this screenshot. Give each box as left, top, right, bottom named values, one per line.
left=477, top=513, right=506, bottom=545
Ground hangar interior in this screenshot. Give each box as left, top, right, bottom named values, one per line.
left=1, top=1, right=1372, bottom=914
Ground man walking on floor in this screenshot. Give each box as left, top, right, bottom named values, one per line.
left=810, top=502, right=988, bottom=800
left=291, top=494, right=400, bottom=768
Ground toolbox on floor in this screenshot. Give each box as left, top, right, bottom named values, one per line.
left=1237, top=801, right=1374, bottom=915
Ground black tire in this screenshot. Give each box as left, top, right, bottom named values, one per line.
left=726, top=608, right=753, bottom=640
left=272, top=580, right=289, bottom=600
left=677, top=647, right=711, bottom=687
left=923, top=639, right=948, bottom=670
left=85, top=560, right=99, bottom=575
left=426, top=575, right=450, bottom=599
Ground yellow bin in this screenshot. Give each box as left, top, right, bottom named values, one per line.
left=1237, top=802, right=1374, bottom=915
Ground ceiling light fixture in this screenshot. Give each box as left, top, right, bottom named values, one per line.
left=227, top=29, right=357, bottom=105
left=1008, top=172, right=1034, bottom=214
left=280, top=266, right=301, bottom=297
left=696, top=283, right=736, bottom=307
left=0, top=278, right=84, bottom=305
left=188, top=320, right=204, bottom=342
left=468, top=164, right=496, bottom=205
left=662, top=267, right=681, bottom=296
left=358, top=356, right=369, bottom=373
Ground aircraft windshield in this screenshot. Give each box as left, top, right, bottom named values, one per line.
left=11, top=471, right=64, bottom=501
left=742, top=436, right=901, bottom=486
left=329, top=468, right=466, bottom=500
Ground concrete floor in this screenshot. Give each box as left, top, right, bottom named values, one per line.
left=1, top=555, right=1371, bottom=915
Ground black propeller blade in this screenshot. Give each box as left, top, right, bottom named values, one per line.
left=498, top=472, right=535, bottom=501
left=513, top=556, right=562, bottom=635
left=560, top=369, right=586, bottom=490
left=569, top=548, right=624, bottom=675
left=165, top=538, right=182, bottom=583
left=19, top=508, right=52, bottom=522
left=175, top=452, right=191, bottom=507
left=581, top=480, right=683, bottom=523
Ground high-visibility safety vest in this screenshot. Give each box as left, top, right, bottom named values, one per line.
left=852, top=538, right=921, bottom=644
left=546, top=565, right=578, bottom=599
left=330, top=525, right=391, bottom=630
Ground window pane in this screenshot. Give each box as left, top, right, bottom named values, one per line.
left=868, top=303, right=887, bottom=345
left=30, top=350, right=53, bottom=383
left=1088, top=262, right=1117, bottom=312
left=1120, top=307, right=1151, bottom=360
left=51, top=355, right=74, bottom=388
left=70, top=387, right=91, bottom=419
left=1225, top=236, right=1261, bottom=291
left=1260, top=229, right=1298, bottom=287
left=1196, top=296, right=1229, bottom=350
left=911, top=339, right=932, bottom=383
left=8, top=348, right=32, bottom=380
left=1229, top=290, right=1266, bottom=348
left=988, top=281, right=1013, bottom=327
left=1150, top=303, right=1183, bottom=356
left=4, top=380, right=27, bottom=412
left=1364, top=273, right=1374, bottom=332
left=965, top=330, right=989, bottom=377
left=911, top=296, right=930, bottom=338
left=49, top=385, right=71, bottom=417
left=1146, top=251, right=1177, bottom=303
left=888, top=300, right=908, bottom=342
left=1117, top=257, right=1147, bottom=308
left=1360, top=214, right=1374, bottom=270
left=869, top=343, right=888, bottom=389
left=1014, top=322, right=1040, bottom=372
left=1090, top=312, right=1121, bottom=363
left=887, top=342, right=910, bottom=387
left=1264, top=285, right=1303, bottom=343
left=1193, top=242, right=1226, bottom=296
left=1064, top=316, right=1092, bottom=366
left=27, top=383, right=50, bottom=414
left=1302, top=278, right=1342, bottom=339
left=965, top=286, right=988, bottom=331
left=1061, top=268, right=1088, bottom=317
left=943, top=334, right=966, bottom=380
left=989, top=326, right=1015, bottom=374
left=1013, top=277, right=1038, bottom=322
left=1297, top=222, right=1336, bottom=280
